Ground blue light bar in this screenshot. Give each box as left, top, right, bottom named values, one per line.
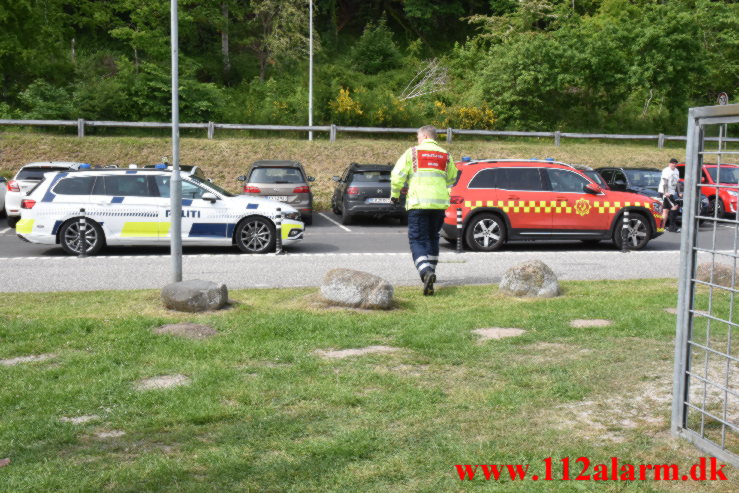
left=79, top=163, right=91, bottom=169
left=154, top=163, right=167, bottom=169
left=462, top=156, right=472, bottom=162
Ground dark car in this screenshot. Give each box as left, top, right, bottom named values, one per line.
left=596, top=167, right=661, bottom=198
left=331, top=163, right=406, bottom=225
left=238, top=160, right=315, bottom=225
left=599, top=166, right=710, bottom=222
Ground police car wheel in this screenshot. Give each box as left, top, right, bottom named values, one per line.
left=613, top=212, right=651, bottom=250
left=235, top=216, right=276, bottom=254
left=59, top=219, right=105, bottom=256
left=465, top=213, right=505, bottom=251
left=7, top=216, right=19, bottom=228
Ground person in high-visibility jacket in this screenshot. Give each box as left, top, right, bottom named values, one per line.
left=391, top=125, right=458, bottom=296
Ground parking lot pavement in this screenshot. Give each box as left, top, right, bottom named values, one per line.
left=1, top=213, right=737, bottom=260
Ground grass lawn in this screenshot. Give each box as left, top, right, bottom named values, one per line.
left=0, top=280, right=737, bottom=492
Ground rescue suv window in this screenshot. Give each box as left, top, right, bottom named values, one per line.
left=547, top=169, right=591, bottom=193
left=468, top=169, right=498, bottom=189
left=494, top=168, right=544, bottom=191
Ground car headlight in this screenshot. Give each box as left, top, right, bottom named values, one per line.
left=283, top=211, right=302, bottom=221
left=652, top=201, right=663, bottom=213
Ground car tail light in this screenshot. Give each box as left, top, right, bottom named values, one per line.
left=347, top=187, right=359, bottom=195
left=21, top=199, right=36, bottom=209
left=450, top=196, right=464, bottom=205
left=293, top=185, right=310, bottom=193
left=243, top=186, right=261, bottom=193
left=7, top=180, right=20, bottom=192
left=400, top=187, right=408, bottom=195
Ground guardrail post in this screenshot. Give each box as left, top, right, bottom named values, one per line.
left=275, top=208, right=284, bottom=255
left=207, top=121, right=215, bottom=140
left=330, top=124, right=337, bottom=143
left=554, top=130, right=561, bottom=147
left=621, top=210, right=630, bottom=253
left=78, top=208, right=88, bottom=258
left=658, top=133, right=665, bottom=149
left=446, top=127, right=453, bottom=144
left=77, top=119, right=85, bottom=138
left=456, top=208, right=463, bottom=253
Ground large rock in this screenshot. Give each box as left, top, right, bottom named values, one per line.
left=499, top=260, right=559, bottom=298
left=320, top=268, right=394, bottom=309
left=696, top=262, right=739, bottom=288
left=161, top=280, right=229, bottom=312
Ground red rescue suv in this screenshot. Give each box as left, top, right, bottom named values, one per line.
left=676, top=163, right=739, bottom=217
left=441, top=159, right=665, bottom=251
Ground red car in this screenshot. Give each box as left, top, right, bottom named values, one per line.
left=441, top=159, right=664, bottom=251
left=676, top=163, right=739, bottom=217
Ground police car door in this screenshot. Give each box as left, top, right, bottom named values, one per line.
left=545, top=168, right=604, bottom=233
left=153, top=176, right=231, bottom=244
left=95, top=173, right=164, bottom=244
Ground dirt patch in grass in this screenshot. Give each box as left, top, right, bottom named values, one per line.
left=664, top=307, right=678, bottom=315
left=94, top=430, right=126, bottom=439
left=0, top=353, right=57, bottom=366
left=135, top=374, right=191, bottom=390
left=60, top=415, right=100, bottom=425
left=314, top=346, right=401, bottom=359
left=472, top=328, right=526, bottom=342
left=569, top=319, right=612, bottom=328
left=153, top=323, right=218, bottom=339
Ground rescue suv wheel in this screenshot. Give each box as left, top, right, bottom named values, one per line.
left=59, top=219, right=105, bottom=256
left=709, top=197, right=725, bottom=218
left=465, top=213, right=505, bottom=251
left=235, top=216, right=276, bottom=254
left=613, top=212, right=651, bottom=250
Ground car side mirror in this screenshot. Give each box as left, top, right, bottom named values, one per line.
left=331, top=176, right=340, bottom=182
left=701, top=177, right=706, bottom=183
left=237, top=175, right=246, bottom=182
left=202, top=192, right=218, bottom=203
left=307, top=176, right=315, bottom=182
left=584, top=183, right=602, bottom=195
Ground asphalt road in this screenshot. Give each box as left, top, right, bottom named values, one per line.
left=0, top=213, right=737, bottom=293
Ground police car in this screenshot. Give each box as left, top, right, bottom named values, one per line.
left=15, top=165, right=304, bottom=255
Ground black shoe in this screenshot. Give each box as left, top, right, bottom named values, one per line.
left=422, top=272, right=436, bottom=296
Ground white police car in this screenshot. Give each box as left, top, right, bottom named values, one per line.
left=15, top=165, right=304, bottom=255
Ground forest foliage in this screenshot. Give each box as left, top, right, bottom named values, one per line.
left=0, top=0, right=736, bottom=133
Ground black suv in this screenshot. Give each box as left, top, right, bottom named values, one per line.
left=595, top=167, right=661, bottom=198
left=331, top=163, right=406, bottom=225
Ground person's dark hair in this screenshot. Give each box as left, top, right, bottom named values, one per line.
left=417, top=125, right=437, bottom=140
left=669, top=158, right=679, bottom=164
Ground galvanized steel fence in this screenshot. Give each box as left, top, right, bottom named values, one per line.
left=673, top=103, right=739, bottom=467
left=2, top=118, right=739, bottom=147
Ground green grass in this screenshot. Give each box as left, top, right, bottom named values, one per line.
left=0, top=280, right=737, bottom=492
left=0, top=132, right=709, bottom=210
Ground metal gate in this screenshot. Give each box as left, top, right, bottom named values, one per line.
left=672, top=103, right=739, bottom=466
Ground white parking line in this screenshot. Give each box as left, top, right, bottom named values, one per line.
left=318, top=212, right=351, bottom=232
left=0, top=228, right=11, bottom=235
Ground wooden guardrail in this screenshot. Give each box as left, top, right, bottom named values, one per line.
left=1, top=118, right=737, bottom=148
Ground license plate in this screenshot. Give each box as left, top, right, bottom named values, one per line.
left=266, top=196, right=288, bottom=201
left=366, top=198, right=392, bottom=204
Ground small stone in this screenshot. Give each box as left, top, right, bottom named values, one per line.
left=135, top=374, right=191, bottom=390
left=570, top=319, right=612, bottom=328
left=320, top=269, right=394, bottom=309
left=153, top=323, right=218, bottom=339
left=499, top=260, right=559, bottom=298
left=473, top=328, right=525, bottom=342
left=0, top=458, right=10, bottom=468
left=0, top=353, right=56, bottom=366
left=161, top=280, right=228, bottom=312
left=314, top=346, right=400, bottom=359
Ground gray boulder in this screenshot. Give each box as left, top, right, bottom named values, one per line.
left=161, top=280, right=229, bottom=312
left=320, top=268, right=394, bottom=309
left=696, top=262, right=739, bottom=288
left=499, top=260, right=559, bottom=298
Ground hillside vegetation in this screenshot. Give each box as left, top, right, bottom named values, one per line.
left=0, top=132, right=686, bottom=209
left=1, top=1, right=736, bottom=134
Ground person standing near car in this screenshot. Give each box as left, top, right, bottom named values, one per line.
left=659, top=158, right=680, bottom=232
left=390, top=125, right=457, bottom=296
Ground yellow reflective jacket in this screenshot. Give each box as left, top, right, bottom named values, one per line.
left=391, top=139, right=457, bottom=210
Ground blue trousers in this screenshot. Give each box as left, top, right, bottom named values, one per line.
left=407, top=209, right=446, bottom=280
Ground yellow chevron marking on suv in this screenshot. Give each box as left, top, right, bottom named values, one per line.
left=16, top=219, right=35, bottom=234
